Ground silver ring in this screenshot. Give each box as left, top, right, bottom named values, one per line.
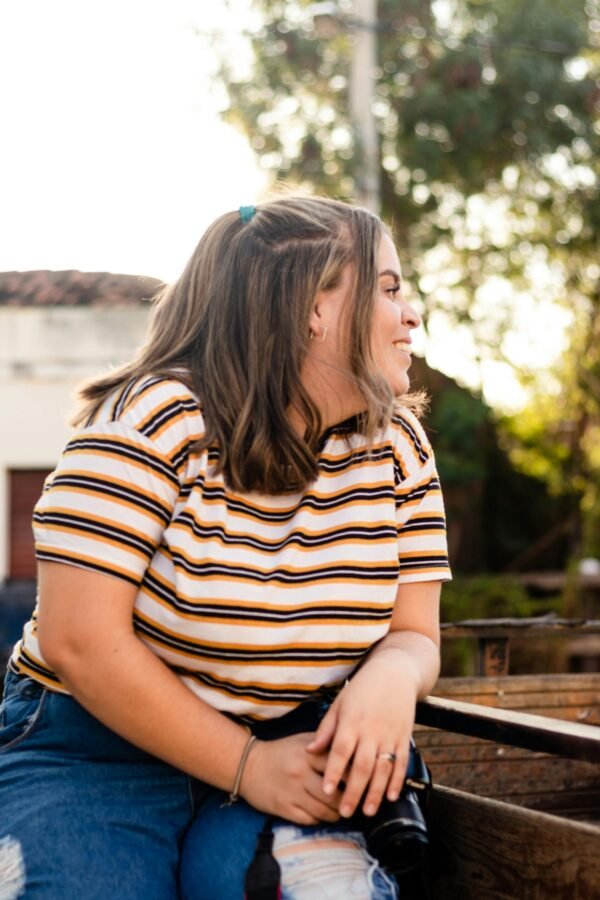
left=378, top=751, right=397, bottom=763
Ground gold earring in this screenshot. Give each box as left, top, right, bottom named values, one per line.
left=318, top=325, right=328, bottom=342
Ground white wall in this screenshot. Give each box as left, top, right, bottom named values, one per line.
left=0, top=306, right=150, bottom=581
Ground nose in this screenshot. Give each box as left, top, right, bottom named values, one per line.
left=402, top=301, right=421, bottom=329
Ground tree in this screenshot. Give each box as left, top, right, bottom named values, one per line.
left=215, top=0, right=600, bottom=563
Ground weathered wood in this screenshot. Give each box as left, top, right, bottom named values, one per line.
left=477, top=636, right=509, bottom=676
left=441, top=615, right=600, bottom=639
left=429, top=784, right=600, bottom=899
left=416, top=695, right=600, bottom=762
left=419, top=744, right=599, bottom=808
left=429, top=672, right=600, bottom=724
left=416, top=673, right=600, bottom=816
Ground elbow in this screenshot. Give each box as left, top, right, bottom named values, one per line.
left=37, top=624, right=90, bottom=684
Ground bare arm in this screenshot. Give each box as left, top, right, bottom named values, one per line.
left=307, top=580, right=442, bottom=817
left=37, top=561, right=253, bottom=790
left=37, top=561, right=342, bottom=824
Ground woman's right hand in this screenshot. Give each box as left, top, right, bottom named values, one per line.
left=239, top=733, right=343, bottom=825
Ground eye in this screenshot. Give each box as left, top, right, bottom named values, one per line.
left=386, top=283, right=402, bottom=299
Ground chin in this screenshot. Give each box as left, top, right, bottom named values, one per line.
left=390, top=375, right=410, bottom=397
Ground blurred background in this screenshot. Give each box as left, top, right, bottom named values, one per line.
left=1, top=0, right=599, bottom=675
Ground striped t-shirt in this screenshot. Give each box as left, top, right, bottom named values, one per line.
left=12, top=376, right=451, bottom=720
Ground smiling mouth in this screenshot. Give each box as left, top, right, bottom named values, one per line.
left=393, top=341, right=412, bottom=354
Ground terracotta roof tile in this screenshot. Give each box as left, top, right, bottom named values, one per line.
left=0, top=270, right=164, bottom=307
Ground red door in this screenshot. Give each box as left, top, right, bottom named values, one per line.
left=8, top=469, right=52, bottom=579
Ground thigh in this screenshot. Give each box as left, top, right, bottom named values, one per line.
left=0, top=675, right=192, bottom=900
left=179, top=793, right=399, bottom=900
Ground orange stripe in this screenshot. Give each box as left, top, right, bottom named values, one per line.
left=35, top=523, right=150, bottom=561
left=35, top=545, right=141, bottom=582
left=64, top=446, right=176, bottom=488
left=134, top=609, right=371, bottom=652
left=140, top=631, right=364, bottom=667
left=142, top=571, right=394, bottom=614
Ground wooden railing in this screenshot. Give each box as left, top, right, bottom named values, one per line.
left=416, top=694, right=600, bottom=764
left=441, top=615, right=600, bottom=677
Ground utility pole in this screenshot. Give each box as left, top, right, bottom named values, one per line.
left=350, top=0, right=380, bottom=213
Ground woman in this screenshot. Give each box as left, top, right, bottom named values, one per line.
left=0, top=196, right=450, bottom=899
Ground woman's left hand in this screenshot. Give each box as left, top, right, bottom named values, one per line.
left=305, top=652, right=419, bottom=819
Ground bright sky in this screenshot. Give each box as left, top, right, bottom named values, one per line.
left=0, top=0, right=265, bottom=282
left=0, top=0, right=572, bottom=410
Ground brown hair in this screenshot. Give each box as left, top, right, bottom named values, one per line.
left=74, top=196, right=413, bottom=493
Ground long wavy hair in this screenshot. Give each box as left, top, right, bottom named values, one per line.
left=73, top=196, right=414, bottom=493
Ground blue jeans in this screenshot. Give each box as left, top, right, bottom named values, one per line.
left=0, top=671, right=399, bottom=899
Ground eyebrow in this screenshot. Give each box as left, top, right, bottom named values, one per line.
left=379, top=268, right=402, bottom=281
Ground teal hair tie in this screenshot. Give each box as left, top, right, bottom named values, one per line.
left=239, top=205, right=256, bottom=224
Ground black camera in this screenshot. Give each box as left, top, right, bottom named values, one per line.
left=352, top=740, right=430, bottom=878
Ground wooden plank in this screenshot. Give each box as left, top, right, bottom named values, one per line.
left=428, top=785, right=600, bottom=899
left=423, top=753, right=599, bottom=804
left=416, top=695, right=600, bottom=762
left=435, top=673, right=600, bottom=695
left=436, top=672, right=600, bottom=692
left=442, top=616, right=600, bottom=639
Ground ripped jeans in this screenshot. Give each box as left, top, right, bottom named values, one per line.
left=0, top=670, right=398, bottom=899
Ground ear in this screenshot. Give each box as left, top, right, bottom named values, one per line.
left=308, top=294, right=325, bottom=338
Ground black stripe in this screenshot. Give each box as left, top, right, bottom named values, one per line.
left=318, top=446, right=394, bottom=473
left=182, top=671, right=315, bottom=703
left=168, top=553, right=400, bottom=584
left=66, top=437, right=178, bottom=487
left=134, top=617, right=367, bottom=662
left=200, top=485, right=396, bottom=523
left=400, top=517, right=446, bottom=533
left=393, top=415, right=429, bottom=464
left=17, top=649, right=62, bottom=685
left=398, top=556, right=449, bottom=569
left=49, top=474, right=172, bottom=523
left=140, top=398, right=199, bottom=439
left=33, top=511, right=157, bottom=557
left=142, top=573, right=394, bottom=622
left=35, top=550, right=140, bottom=585
left=174, top=513, right=397, bottom=552
left=395, top=477, right=440, bottom=508
left=112, top=379, right=138, bottom=420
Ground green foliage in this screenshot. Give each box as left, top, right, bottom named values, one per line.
left=215, top=0, right=600, bottom=562
left=440, top=575, right=564, bottom=675
left=441, top=574, right=562, bottom=621
left=427, top=387, right=489, bottom=483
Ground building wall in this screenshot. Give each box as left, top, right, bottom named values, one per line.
left=0, top=306, right=149, bottom=582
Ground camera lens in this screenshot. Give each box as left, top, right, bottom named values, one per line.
left=363, top=791, right=428, bottom=877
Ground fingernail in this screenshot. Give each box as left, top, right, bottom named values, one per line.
left=388, top=791, right=399, bottom=802
left=364, top=803, right=376, bottom=816
left=323, top=782, right=335, bottom=795
left=340, top=805, right=352, bottom=818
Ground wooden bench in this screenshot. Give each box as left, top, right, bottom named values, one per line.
left=411, top=619, right=600, bottom=898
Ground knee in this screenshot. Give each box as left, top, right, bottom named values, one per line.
left=0, top=836, right=26, bottom=900
left=272, top=826, right=399, bottom=900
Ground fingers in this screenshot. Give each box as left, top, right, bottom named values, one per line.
left=324, top=735, right=410, bottom=819
left=306, top=705, right=338, bottom=753
left=362, top=746, right=408, bottom=814
left=337, top=740, right=376, bottom=817
left=386, top=747, right=409, bottom=802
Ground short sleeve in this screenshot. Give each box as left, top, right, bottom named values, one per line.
left=390, top=411, right=452, bottom=585
left=33, top=378, right=204, bottom=586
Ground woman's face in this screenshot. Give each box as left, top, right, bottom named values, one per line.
left=370, top=232, right=421, bottom=396
left=299, top=232, right=421, bottom=431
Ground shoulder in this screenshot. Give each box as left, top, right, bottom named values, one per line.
left=383, top=408, right=435, bottom=481
left=91, top=373, right=205, bottom=466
